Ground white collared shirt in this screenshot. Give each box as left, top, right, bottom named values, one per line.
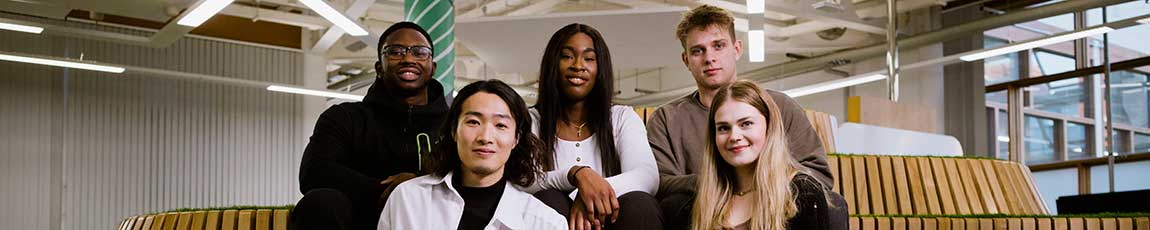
left=378, top=172, right=567, bottom=230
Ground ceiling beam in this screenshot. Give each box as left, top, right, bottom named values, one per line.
left=310, top=0, right=377, bottom=53
left=218, top=4, right=331, bottom=29
left=504, top=0, right=565, bottom=16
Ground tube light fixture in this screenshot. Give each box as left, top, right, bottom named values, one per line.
left=266, top=85, right=364, bottom=101
left=1139, top=18, right=1149, bottom=24
left=748, top=30, right=764, bottom=62
left=0, top=22, right=44, bottom=34
left=0, top=53, right=125, bottom=73
left=298, top=0, right=370, bottom=36
left=783, top=74, right=887, bottom=97
left=176, top=0, right=235, bottom=27
left=960, top=26, right=1113, bottom=62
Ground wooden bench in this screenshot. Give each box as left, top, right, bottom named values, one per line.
left=829, top=155, right=1049, bottom=216
left=117, top=209, right=289, bottom=230
left=849, top=216, right=1150, bottom=230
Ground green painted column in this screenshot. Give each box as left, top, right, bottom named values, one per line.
left=405, top=0, right=455, bottom=95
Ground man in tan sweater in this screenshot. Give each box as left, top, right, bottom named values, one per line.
left=647, top=5, right=834, bottom=229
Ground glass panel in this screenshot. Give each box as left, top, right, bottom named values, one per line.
left=1067, top=122, right=1091, bottom=160
left=1086, top=2, right=1150, bottom=68
left=1032, top=50, right=1076, bottom=76
left=987, top=91, right=1007, bottom=104
left=1085, top=1, right=1150, bottom=27
left=998, top=110, right=1010, bottom=160
left=1109, top=71, right=1150, bottom=129
left=985, top=38, right=1020, bottom=85
left=1026, top=115, right=1057, bottom=165
left=1135, top=133, right=1150, bottom=153
left=1112, top=130, right=1130, bottom=155
left=984, top=14, right=1077, bottom=77
left=1028, top=77, right=1088, bottom=118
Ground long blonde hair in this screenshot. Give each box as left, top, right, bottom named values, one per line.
left=692, top=80, right=805, bottom=230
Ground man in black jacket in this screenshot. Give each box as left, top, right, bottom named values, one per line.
left=290, top=22, right=449, bottom=230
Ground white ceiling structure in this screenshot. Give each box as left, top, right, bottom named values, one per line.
left=0, top=0, right=956, bottom=104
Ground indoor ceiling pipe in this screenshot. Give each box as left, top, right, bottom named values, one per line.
left=885, top=0, right=899, bottom=102
left=615, top=0, right=1134, bottom=105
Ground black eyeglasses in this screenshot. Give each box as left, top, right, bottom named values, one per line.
left=381, top=45, right=433, bottom=61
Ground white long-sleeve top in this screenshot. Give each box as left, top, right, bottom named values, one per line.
left=378, top=172, right=567, bottom=230
left=525, top=105, right=660, bottom=199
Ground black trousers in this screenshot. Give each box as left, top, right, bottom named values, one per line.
left=534, top=189, right=664, bottom=230
left=289, top=188, right=380, bottom=230
left=659, top=192, right=695, bottom=230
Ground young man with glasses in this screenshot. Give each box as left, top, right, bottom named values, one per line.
left=291, top=22, right=449, bottom=230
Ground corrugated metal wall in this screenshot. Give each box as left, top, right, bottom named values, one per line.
left=1, top=16, right=306, bottom=229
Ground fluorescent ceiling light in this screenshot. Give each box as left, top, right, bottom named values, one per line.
left=748, top=30, right=764, bottom=62
left=960, top=26, right=1113, bottom=62
left=0, top=22, right=44, bottom=34
left=1139, top=18, right=1150, bottom=24
left=747, top=0, right=764, bottom=14
left=176, top=0, right=235, bottom=27
left=0, top=53, right=125, bottom=73
left=267, top=85, right=364, bottom=101
left=783, top=74, right=887, bottom=97
left=298, top=0, right=370, bottom=36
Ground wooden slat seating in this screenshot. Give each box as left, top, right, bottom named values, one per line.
left=117, top=209, right=290, bottom=230
left=828, top=154, right=1052, bottom=215
left=849, top=216, right=1150, bottom=230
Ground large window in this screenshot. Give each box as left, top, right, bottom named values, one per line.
left=982, top=3, right=1150, bottom=166
left=1025, top=116, right=1058, bottom=164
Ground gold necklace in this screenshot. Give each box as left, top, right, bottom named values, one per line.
left=735, top=188, right=755, bottom=196
left=566, top=120, right=587, bottom=137
left=572, top=120, right=588, bottom=136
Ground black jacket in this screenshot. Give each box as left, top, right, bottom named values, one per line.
left=298, top=79, right=449, bottom=226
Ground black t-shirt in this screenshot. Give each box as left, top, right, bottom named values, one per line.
left=452, top=173, right=506, bottom=230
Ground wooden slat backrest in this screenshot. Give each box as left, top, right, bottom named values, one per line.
left=221, top=210, right=237, bottom=230
left=892, top=157, right=913, bottom=214
left=273, top=209, right=290, bottom=230
left=975, top=159, right=1002, bottom=213
left=930, top=158, right=957, bottom=214
left=1117, top=218, right=1132, bottom=230
left=879, top=157, right=898, bottom=214
left=804, top=110, right=838, bottom=153
left=1039, top=218, right=1052, bottom=230
left=141, top=216, right=156, bottom=230
left=133, top=216, right=147, bottom=230
left=969, top=160, right=1000, bottom=214
left=190, top=212, right=206, bottom=230
left=956, top=159, right=984, bottom=214
left=828, top=156, right=841, bottom=194
left=237, top=210, right=254, bottom=230
left=175, top=212, right=192, bottom=230
left=866, top=156, right=886, bottom=215
left=205, top=211, right=221, bottom=230
left=255, top=209, right=271, bottom=230
left=840, top=155, right=858, bottom=214
left=943, top=159, right=971, bottom=214
left=853, top=157, right=871, bottom=215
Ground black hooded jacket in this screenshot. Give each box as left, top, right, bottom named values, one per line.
left=298, top=79, right=449, bottom=218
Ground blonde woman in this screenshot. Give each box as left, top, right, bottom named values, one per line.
left=692, top=80, right=844, bottom=230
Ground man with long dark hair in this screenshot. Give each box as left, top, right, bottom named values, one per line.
left=291, top=22, right=448, bottom=229
left=378, top=80, right=565, bottom=230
